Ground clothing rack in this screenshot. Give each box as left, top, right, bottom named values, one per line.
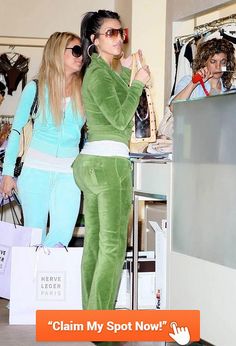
left=0, top=36, right=47, bottom=48
left=0, top=115, right=14, bottom=119
left=174, top=13, right=236, bottom=41
left=194, top=13, right=236, bottom=32
left=0, top=115, right=14, bottom=123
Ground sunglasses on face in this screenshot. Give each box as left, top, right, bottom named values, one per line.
left=65, top=45, right=82, bottom=58
left=97, top=28, right=126, bottom=41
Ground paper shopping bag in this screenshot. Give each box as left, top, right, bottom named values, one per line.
left=0, top=221, right=42, bottom=299
left=10, top=246, right=83, bottom=325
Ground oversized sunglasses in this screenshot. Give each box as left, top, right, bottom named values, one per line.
left=65, top=45, right=82, bottom=58
left=97, top=28, right=126, bottom=41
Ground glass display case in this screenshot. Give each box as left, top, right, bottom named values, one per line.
left=172, top=91, right=236, bottom=269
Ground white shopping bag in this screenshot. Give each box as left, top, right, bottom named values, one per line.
left=10, top=246, right=83, bottom=325
left=0, top=221, right=42, bottom=299
left=115, top=268, right=131, bottom=310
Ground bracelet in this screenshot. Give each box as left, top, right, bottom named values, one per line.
left=12, top=129, right=20, bottom=135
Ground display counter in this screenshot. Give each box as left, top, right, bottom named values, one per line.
left=170, top=92, right=236, bottom=346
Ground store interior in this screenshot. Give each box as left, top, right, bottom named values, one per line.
left=0, top=1, right=236, bottom=345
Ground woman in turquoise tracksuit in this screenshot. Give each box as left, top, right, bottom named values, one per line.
left=0, top=32, right=84, bottom=246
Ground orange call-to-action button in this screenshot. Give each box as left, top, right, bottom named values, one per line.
left=36, top=309, right=200, bottom=342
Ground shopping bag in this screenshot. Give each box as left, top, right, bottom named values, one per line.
left=0, top=220, right=42, bottom=299
left=115, top=268, right=131, bottom=310
left=0, top=175, right=15, bottom=206
left=10, top=246, right=83, bottom=325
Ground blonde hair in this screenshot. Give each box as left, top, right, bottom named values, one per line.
left=37, top=32, right=83, bottom=125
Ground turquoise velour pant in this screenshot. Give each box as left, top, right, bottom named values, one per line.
left=17, top=166, right=81, bottom=247
left=72, top=154, right=132, bottom=311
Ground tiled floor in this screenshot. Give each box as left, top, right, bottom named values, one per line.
left=0, top=298, right=167, bottom=346
left=0, top=298, right=93, bottom=346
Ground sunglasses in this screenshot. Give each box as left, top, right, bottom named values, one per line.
left=97, top=28, right=126, bottom=41
left=65, top=45, right=82, bottom=58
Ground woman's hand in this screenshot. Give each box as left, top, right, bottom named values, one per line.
left=195, top=67, right=213, bottom=83
left=0, top=176, right=17, bottom=198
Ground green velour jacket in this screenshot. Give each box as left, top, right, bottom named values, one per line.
left=82, top=53, right=145, bottom=147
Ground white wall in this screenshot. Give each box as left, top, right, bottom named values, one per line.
left=131, top=0, right=167, bottom=125
left=115, top=0, right=132, bottom=56
left=168, top=0, right=235, bottom=21
left=0, top=0, right=115, bottom=114
left=0, top=1, right=115, bottom=37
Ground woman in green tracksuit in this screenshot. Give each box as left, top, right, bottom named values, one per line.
left=72, top=9, right=150, bottom=314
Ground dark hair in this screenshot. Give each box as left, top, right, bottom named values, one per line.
left=80, top=10, right=121, bottom=74
left=192, top=38, right=235, bottom=90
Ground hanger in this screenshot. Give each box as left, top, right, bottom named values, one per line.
left=220, top=23, right=236, bottom=36
left=194, top=14, right=236, bottom=33
left=1, top=46, right=21, bottom=65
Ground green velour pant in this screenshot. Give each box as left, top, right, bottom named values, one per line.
left=72, top=154, right=132, bottom=312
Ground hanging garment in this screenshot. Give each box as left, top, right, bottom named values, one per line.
left=174, top=39, right=196, bottom=90
left=170, top=39, right=183, bottom=96
left=0, top=53, right=29, bottom=95
left=221, top=30, right=236, bottom=44
left=220, top=23, right=236, bottom=44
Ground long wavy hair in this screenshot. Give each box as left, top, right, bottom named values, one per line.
left=80, top=10, right=121, bottom=75
left=192, top=38, right=235, bottom=90
left=37, top=31, right=83, bottom=125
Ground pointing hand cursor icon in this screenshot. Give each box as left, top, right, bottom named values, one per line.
left=169, top=322, right=190, bottom=345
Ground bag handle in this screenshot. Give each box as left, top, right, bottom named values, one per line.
left=129, top=54, right=136, bottom=86
left=0, top=196, right=22, bottom=227
left=35, top=244, right=69, bottom=252
left=30, top=79, right=39, bottom=119
left=129, top=53, right=143, bottom=86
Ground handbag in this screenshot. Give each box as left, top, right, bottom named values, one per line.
left=10, top=246, right=83, bottom=324
left=129, top=53, right=156, bottom=149
left=14, top=79, right=38, bottom=177
left=0, top=197, right=42, bottom=299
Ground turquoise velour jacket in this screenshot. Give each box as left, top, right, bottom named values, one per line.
left=82, top=53, right=145, bottom=146
left=2, top=81, right=84, bottom=177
